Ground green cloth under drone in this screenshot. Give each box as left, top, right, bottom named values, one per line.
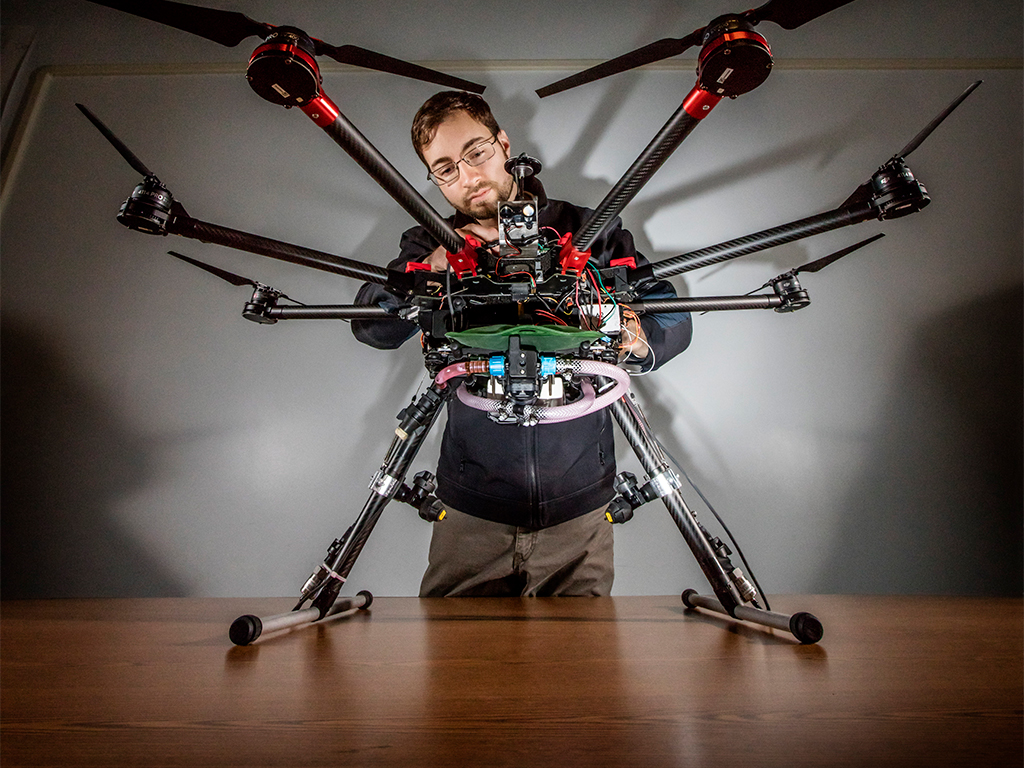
left=447, top=324, right=605, bottom=353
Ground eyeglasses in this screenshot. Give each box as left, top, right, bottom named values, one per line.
left=427, top=135, right=500, bottom=186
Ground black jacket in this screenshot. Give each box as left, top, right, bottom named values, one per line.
left=352, top=183, right=692, bottom=528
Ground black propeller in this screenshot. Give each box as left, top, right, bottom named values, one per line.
left=537, top=0, right=854, bottom=97
left=788, top=231, right=884, bottom=276
left=88, top=0, right=269, bottom=46
left=759, top=231, right=884, bottom=291
left=167, top=251, right=305, bottom=324
left=536, top=32, right=703, bottom=98
left=86, top=0, right=485, bottom=93
left=733, top=232, right=885, bottom=313
left=752, top=0, right=855, bottom=30
left=891, top=79, right=983, bottom=164
left=75, top=103, right=156, bottom=178
left=76, top=101, right=186, bottom=232
left=720, top=233, right=884, bottom=314
left=841, top=80, right=982, bottom=208
left=167, top=250, right=258, bottom=288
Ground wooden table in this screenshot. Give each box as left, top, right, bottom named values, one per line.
left=2, top=595, right=1021, bottom=767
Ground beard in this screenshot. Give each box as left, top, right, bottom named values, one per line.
left=452, top=175, right=516, bottom=222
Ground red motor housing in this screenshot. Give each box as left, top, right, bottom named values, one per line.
left=247, top=27, right=321, bottom=107
left=697, top=16, right=773, bottom=98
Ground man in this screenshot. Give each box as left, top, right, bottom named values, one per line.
left=353, top=91, right=692, bottom=597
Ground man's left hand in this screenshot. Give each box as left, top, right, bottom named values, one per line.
left=619, top=314, right=650, bottom=362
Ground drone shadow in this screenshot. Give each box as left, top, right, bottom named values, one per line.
left=0, top=314, right=189, bottom=599
left=814, top=282, right=1024, bottom=595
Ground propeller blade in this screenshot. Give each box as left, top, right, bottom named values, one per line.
left=167, top=250, right=257, bottom=287
left=840, top=81, right=983, bottom=208
left=76, top=103, right=157, bottom=178
left=793, top=232, right=884, bottom=274
left=86, top=0, right=272, bottom=48
left=536, top=31, right=702, bottom=98
left=893, top=79, right=982, bottom=161
left=537, top=0, right=854, bottom=97
left=88, top=0, right=484, bottom=91
left=747, top=0, right=856, bottom=30
left=315, top=42, right=486, bottom=93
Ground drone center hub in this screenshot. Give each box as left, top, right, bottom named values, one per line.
left=698, top=16, right=772, bottom=98
left=247, top=27, right=321, bottom=107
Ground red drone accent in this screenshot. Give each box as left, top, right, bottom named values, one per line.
left=557, top=232, right=591, bottom=275
left=299, top=93, right=341, bottom=128
left=249, top=40, right=319, bottom=70
left=446, top=235, right=480, bottom=278
left=699, top=29, right=771, bottom=65
left=682, top=87, right=723, bottom=120
left=610, top=256, right=637, bottom=270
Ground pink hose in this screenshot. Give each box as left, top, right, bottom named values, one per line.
left=435, top=360, right=489, bottom=387
left=454, top=359, right=629, bottom=424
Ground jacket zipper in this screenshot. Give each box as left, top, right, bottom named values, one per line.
left=527, top=426, right=539, bottom=526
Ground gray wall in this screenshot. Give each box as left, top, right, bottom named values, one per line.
left=1, top=0, right=1021, bottom=599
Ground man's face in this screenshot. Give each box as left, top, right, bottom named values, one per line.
left=421, top=110, right=513, bottom=222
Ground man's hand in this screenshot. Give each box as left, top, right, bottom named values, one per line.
left=619, top=313, right=650, bottom=362
left=424, top=222, right=500, bottom=272
left=424, top=246, right=451, bottom=272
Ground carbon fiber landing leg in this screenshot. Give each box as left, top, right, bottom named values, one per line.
left=229, top=384, right=448, bottom=645
left=610, top=392, right=822, bottom=644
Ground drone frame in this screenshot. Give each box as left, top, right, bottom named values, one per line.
left=78, top=0, right=981, bottom=646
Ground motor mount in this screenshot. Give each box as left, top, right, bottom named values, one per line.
left=246, top=27, right=321, bottom=107
left=117, top=176, right=174, bottom=235
left=697, top=15, right=773, bottom=98
left=871, top=159, right=931, bottom=219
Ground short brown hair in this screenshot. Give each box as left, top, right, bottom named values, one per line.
left=411, top=91, right=501, bottom=165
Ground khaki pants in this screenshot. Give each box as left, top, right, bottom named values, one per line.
left=419, top=505, right=614, bottom=597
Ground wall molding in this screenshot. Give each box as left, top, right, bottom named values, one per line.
left=15, top=57, right=1024, bottom=77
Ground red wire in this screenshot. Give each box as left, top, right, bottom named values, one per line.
left=535, top=310, right=568, bottom=326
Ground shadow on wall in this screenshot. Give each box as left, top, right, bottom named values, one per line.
left=1, top=315, right=189, bottom=598
left=817, top=283, right=1023, bottom=595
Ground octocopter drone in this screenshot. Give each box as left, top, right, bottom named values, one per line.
left=78, top=0, right=980, bottom=645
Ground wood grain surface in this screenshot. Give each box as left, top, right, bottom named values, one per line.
left=2, top=595, right=1021, bottom=767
